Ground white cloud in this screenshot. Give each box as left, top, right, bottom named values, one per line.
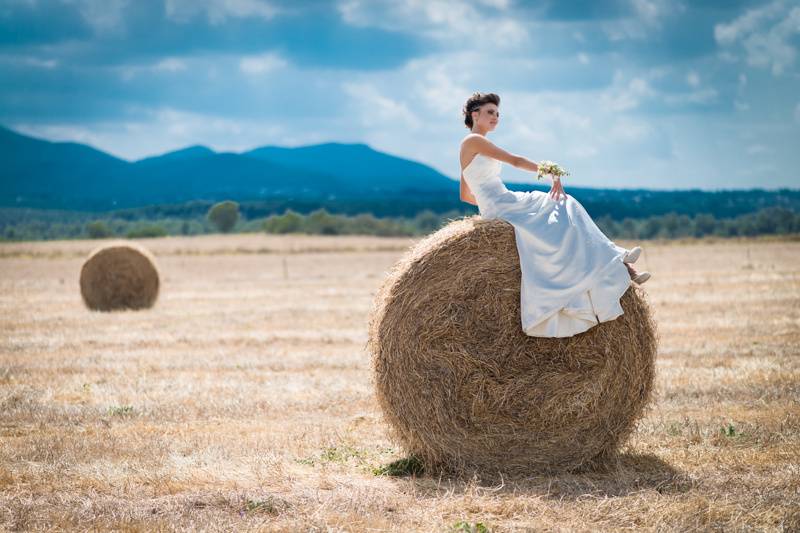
left=631, top=0, right=686, bottom=25
left=322, top=54, right=697, bottom=184
left=12, top=123, right=105, bottom=149
left=714, top=0, right=800, bottom=76
left=11, top=107, right=286, bottom=160
left=734, top=100, right=750, bottom=111
left=601, top=72, right=656, bottom=112
left=165, top=0, right=280, bottom=25
left=475, top=0, right=510, bottom=9
left=239, top=52, right=287, bottom=75
left=155, top=57, right=187, bottom=72
left=717, top=50, right=739, bottom=63
left=714, top=1, right=784, bottom=44
left=341, top=81, right=422, bottom=130
left=663, top=87, right=718, bottom=106
left=337, top=0, right=528, bottom=48
left=59, top=0, right=128, bottom=33
left=490, top=88, right=676, bottom=185
left=602, top=19, right=649, bottom=42
left=410, top=64, right=471, bottom=119
left=115, top=56, right=194, bottom=80
left=23, top=56, right=58, bottom=68
left=577, top=53, right=590, bottom=65
left=601, top=0, right=686, bottom=41
left=599, top=68, right=717, bottom=111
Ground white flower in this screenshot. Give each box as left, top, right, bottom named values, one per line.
left=536, top=160, right=570, bottom=181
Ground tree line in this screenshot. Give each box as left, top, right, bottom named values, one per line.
left=1, top=201, right=799, bottom=241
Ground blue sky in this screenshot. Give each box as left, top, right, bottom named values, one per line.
left=1, top=0, right=798, bottom=190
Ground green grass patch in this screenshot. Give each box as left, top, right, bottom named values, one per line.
left=452, top=521, right=490, bottom=533
left=242, top=498, right=280, bottom=515
left=106, top=405, right=134, bottom=417
left=296, top=444, right=368, bottom=467
left=372, top=455, right=425, bottom=477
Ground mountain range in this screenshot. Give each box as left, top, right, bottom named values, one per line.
left=0, top=125, right=457, bottom=211
left=2, top=125, right=798, bottom=221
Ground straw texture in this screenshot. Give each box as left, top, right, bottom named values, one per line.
left=367, top=216, right=658, bottom=475
left=79, top=242, right=160, bottom=311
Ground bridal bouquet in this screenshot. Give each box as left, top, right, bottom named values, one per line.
left=536, top=160, right=570, bottom=181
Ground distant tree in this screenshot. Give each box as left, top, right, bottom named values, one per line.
left=126, top=224, right=167, bottom=238
left=737, top=214, right=759, bottom=237
left=715, top=218, right=739, bottom=237
left=755, top=206, right=795, bottom=234
left=413, top=210, right=442, bottom=233
left=263, top=209, right=304, bottom=234
left=349, top=213, right=382, bottom=235
left=86, top=220, right=112, bottom=239
left=692, top=213, right=716, bottom=237
left=305, top=208, right=340, bottom=235
left=676, top=214, right=693, bottom=237
left=620, top=218, right=637, bottom=238
left=661, top=212, right=681, bottom=238
left=640, top=217, right=661, bottom=239
left=207, top=200, right=240, bottom=233
left=596, top=215, right=618, bottom=238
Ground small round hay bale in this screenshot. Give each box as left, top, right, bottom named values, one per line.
left=80, top=242, right=160, bottom=311
left=367, top=216, right=658, bottom=475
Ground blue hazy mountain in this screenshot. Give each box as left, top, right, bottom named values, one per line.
left=243, top=142, right=451, bottom=194
left=134, top=144, right=216, bottom=165
left=0, top=125, right=457, bottom=210
left=0, top=125, right=131, bottom=208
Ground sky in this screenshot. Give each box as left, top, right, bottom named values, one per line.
left=1, top=0, right=799, bottom=190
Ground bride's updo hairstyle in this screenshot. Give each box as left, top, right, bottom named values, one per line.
left=462, top=92, right=500, bottom=129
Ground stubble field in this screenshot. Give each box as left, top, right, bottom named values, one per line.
left=1, top=231, right=799, bottom=532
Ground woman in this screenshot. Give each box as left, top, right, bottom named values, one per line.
left=459, top=91, right=651, bottom=338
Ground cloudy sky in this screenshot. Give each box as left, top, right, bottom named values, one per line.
left=1, top=0, right=799, bottom=189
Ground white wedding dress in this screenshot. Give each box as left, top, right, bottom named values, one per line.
left=462, top=153, right=632, bottom=337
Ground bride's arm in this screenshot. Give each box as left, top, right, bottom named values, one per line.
left=467, top=134, right=539, bottom=173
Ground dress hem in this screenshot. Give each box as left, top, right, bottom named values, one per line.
left=520, top=252, right=631, bottom=337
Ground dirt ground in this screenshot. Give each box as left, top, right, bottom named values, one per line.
left=1, top=231, right=798, bottom=532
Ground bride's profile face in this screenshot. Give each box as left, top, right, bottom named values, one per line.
left=472, top=103, right=499, bottom=132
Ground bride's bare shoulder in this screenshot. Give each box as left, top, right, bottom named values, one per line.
left=461, top=133, right=483, bottom=146
left=460, top=133, right=484, bottom=155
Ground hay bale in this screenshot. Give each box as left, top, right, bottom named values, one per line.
left=367, top=216, right=658, bottom=475
left=80, top=242, right=160, bottom=311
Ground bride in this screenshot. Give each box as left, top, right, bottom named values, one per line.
left=459, top=91, right=651, bottom=338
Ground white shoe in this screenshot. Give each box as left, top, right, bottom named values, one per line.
left=623, top=246, right=642, bottom=264
left=632, top=271, right=651, bottom=284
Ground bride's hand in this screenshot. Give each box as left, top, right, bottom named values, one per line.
left=548, top=176, right=566, bottom=202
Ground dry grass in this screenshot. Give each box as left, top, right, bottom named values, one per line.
left=1, top=231, right=798, bottom=532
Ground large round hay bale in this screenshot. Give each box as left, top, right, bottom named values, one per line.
left=367, top=216, right=658, bottom=475
left=80, top=242, right=160, bottom=311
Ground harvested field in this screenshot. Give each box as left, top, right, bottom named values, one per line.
left=1, top=232, right=798, bottom=531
